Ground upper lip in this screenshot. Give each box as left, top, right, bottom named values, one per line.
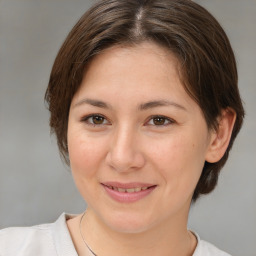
left=101, top=182, right=156, bottom=189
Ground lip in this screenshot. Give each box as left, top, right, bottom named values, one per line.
left=102, top=181, right=155, bottom=189
left=101, top=182, right=157, bottom=203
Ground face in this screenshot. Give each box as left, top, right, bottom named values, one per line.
left=68, top=42, right=214, bottom=234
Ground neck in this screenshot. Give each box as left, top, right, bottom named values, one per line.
left=79, top=207, right=197, bottom=256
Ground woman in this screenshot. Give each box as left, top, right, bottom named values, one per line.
left=0, top=0, right=244, bottom=255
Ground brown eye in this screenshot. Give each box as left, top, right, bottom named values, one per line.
left=153, top=117, right=166, bottom=125
left=82, top=114, right=109, bottom=126
left=92, top=115, right=105, bottom=124
left=147, top=115, right=174, bottom=126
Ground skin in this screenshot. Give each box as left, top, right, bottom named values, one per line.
left=66, top=42, right=236, bottom=256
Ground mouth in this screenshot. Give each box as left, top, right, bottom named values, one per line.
left=101, top=182, right=157, bottom=203
left=104, top=185, right=154, bottom=193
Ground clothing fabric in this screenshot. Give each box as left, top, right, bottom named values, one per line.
left=0, top=213, right=231, bottom=256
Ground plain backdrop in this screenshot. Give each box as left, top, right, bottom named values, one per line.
left=0, top=0, right=255, bottom=255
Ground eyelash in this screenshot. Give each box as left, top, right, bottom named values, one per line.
left=145, top=115, right=175, bottom=126
left=81, top=114, right=110, bottom=126
left=81, top=114, right=175, bottom=127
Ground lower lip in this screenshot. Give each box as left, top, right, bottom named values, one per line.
left=102, top=185, right=156, bottom=203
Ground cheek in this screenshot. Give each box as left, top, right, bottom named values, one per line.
left=67, top=130, right=109, bottom=203
left=68, top=130, right=106, bottom=179
left=149, top=133, right=206, bottom=192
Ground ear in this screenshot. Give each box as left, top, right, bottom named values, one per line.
left=205, top=108, right=236, bottom=163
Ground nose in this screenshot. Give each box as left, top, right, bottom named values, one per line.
left=106, top=126, right=145, bottom=172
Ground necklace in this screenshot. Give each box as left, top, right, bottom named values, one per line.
left=79, top=212, right=98, bottom=256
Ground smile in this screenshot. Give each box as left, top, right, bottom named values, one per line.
left=106, top=185, right=150, bottom=193
left=102, top=182, right=156, bottom=203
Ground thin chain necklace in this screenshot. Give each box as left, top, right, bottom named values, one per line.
left=79, top=212, right=98, bottom=256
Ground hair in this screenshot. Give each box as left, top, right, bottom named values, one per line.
left=45, top=0, right=244, bottom=201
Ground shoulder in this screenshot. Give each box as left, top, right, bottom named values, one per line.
left=193, top=232, right=232, bottom=256
left=0, top=222, right=56, bottom=255
left=0, top=213, right=78, bottom=256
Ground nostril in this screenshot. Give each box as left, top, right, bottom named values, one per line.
left=105, top=148, right=145, bottom=172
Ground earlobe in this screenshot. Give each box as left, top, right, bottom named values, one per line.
left=205, top=108, right=236, bottom=163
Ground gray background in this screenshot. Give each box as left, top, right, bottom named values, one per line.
left=0, top=0, right=255, bottom=255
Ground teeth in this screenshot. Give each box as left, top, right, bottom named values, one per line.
left=117, top=188, right=126, bottom=192
left=126, top=188, right=135, bottom=193
left=110, top=186, right=149, bottom=193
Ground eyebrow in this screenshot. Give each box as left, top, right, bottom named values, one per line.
left=73, top=98, right=112, bottom=109
left=73, top=98, right=187, bottom=111
left=139, top=100, right=187, bottom=111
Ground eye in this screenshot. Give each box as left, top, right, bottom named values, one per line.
left=82, top=114, right=109, bottom=126
left=146, top=115, right=174, bottom=126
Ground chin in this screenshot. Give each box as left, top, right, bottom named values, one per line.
left=101, top=211, right=157, bottom=234
left=109, top=221, right=151, bottom=234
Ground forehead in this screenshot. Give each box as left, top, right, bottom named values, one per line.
left=91, top=42, right=180, bottom=73
left=80, top=42, right=182, bottom=92
left=72, top=42, right=199, bottom=114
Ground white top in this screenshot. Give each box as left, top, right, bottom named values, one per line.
left=0, top=213, right=231, bottom=256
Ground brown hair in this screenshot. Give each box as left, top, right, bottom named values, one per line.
left=45, top=0, right=244, bottom=201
